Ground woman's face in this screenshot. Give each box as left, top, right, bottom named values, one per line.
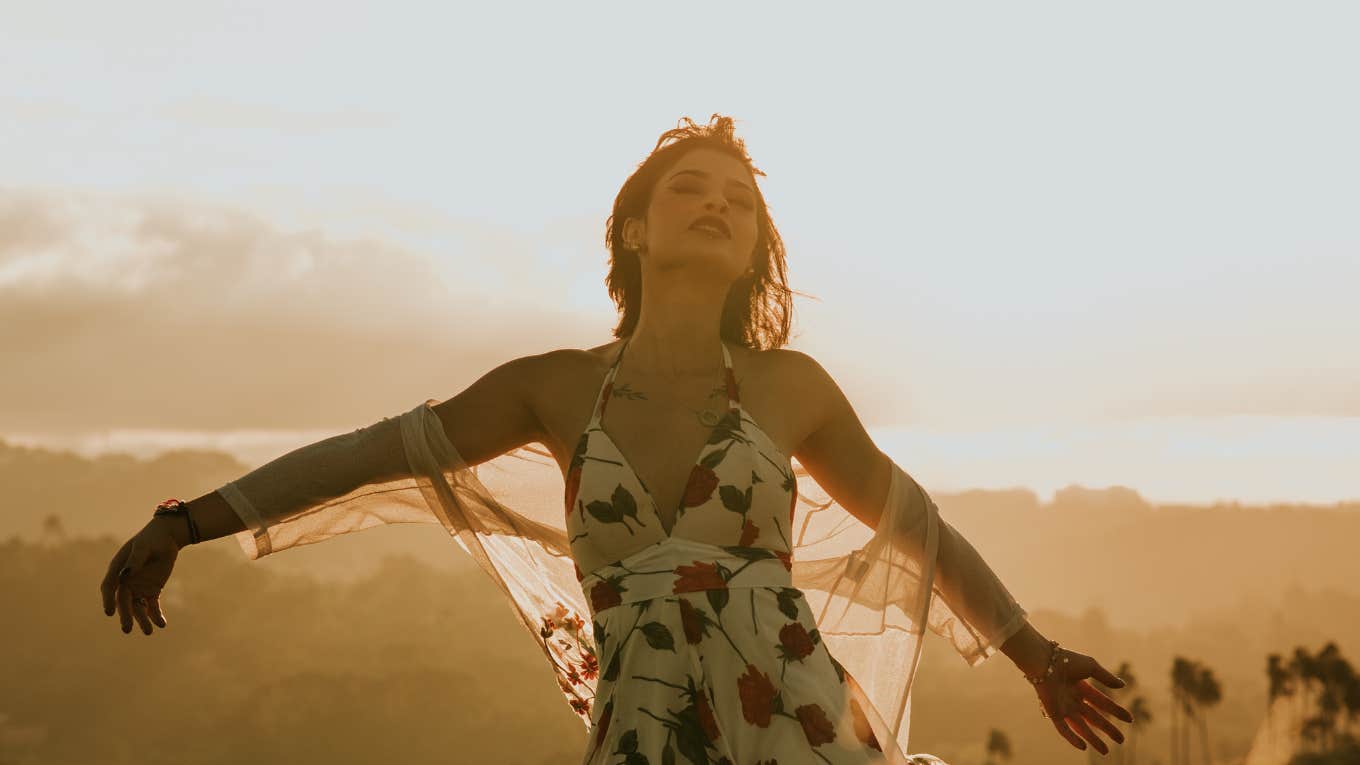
left=630, top=147, right=760, bottom=283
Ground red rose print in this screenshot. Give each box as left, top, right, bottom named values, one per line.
left=795, top=703, right=837, bottom=746
left=580, top=653, right=599, bottom=681
left=590, top=579, right=622, bottom=612
left=778, top=622, right=816, bottom=661
left=849, top=696, right=883, bottom=751
left=696, top=688, right=721, bottom=741
left=679, top=597, right=708, bottom=644
left=564, top=463, right=582, bottom=519
left=570, top=697, right=591, bottom=716
left=737, top=663, right=778, bottom=727
left=673, top=560, right=726, bottom=593
left=681, top=464, right=720, bottom=507
left=593, top=698, right=613, bottom=751
left=738, top=517, right=759, bottom=546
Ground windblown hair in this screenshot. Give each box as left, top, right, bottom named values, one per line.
left=604, top=114, right=795, bottom=350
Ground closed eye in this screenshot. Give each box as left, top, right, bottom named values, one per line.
left=673, top=185, right=755, bottom=209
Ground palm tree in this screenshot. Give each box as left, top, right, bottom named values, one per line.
left=1128, top=695, right=1153, bottom=765
left=1261, top=642, right=1360, bottom=761
left=1307, top=642, right=1358, bottom=754
left=1267, top=653, right=1295, bottom=755
left=1189, top=664, right=1222, bottom=765
left=983, top=728, right=1011, bottom=765
left=1171, top=657, right=1198, bottom=765
left=1292, top=645, right=1323, bottom=754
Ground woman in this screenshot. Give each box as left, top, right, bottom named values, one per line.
left=100, top=114, right=1133, bottom=764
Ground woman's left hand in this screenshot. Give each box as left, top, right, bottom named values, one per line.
left=1033, top=646, right=1134, bottom=754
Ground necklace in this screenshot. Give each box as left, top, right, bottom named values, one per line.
left=608, top=379, right=730, bottom=427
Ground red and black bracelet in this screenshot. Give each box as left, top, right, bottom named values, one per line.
left=154, top=498, right=201, bottom=545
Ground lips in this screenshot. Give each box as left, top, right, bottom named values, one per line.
left=689, top=215, right=730, bottom=238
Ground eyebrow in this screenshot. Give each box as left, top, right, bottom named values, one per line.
left=667, top=169, right=755, bottom=195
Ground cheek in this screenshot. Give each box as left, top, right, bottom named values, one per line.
left=652, top=195, right=692, bottom=226
left=738, top=220, right=760, bottom=251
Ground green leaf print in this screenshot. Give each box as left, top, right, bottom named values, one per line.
left=585, top=483, right=645, bottom=533
left=707, top=587, right=729, bottom=616
left=698, top=446, right=725, bottom=471
left=718, top=483, right=750, bottom=513
left=640, top=621, right=676, bottom=651
left=776, top=588, right=802, bottom=621
left=723, top=546, right=775, bottom=561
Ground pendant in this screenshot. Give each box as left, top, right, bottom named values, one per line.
left=698, top=409, right=721, bottom=427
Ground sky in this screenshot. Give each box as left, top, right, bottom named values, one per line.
left=2, top=1, right=1357, bottom=504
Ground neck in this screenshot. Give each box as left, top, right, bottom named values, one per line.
left=625, top=278, right=730, bottom=378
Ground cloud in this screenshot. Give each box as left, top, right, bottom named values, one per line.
left=0, top=187, right=599, bottom=432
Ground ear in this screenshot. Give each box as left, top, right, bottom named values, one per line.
left=623, top=217, right=646, bottom=251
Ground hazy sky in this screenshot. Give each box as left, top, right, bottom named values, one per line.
left=2, top=2, right=1356, bottom=504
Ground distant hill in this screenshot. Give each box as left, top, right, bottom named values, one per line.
left=4, top=436, right=1358, bottom=630
left=6, top=530, right=1357, bottom=765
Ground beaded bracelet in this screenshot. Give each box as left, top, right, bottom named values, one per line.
left=1027, top=639, right=1068, bottom=718
left=1025, top=639, right=1065, bottom=686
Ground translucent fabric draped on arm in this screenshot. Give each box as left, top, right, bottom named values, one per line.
left=215, top=399, right=1027, bottom=761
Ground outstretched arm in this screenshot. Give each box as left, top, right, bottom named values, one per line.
left=198, top=352, right=546, bottom=557
left=787, top=350, right=1132, bottom=754
left=784, top=350, right=1029, bottom=657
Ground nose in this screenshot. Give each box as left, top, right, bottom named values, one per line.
left=704, top=193, right=728, bottom=214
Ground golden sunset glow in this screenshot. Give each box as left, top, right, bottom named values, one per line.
left=6, top=4, right=1358, bottom=765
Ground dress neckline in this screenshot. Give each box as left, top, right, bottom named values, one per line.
left=586, top=335, right=742, bottom=538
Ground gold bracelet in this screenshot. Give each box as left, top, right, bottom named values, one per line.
left=1025, top=639, right=1062, bottom=685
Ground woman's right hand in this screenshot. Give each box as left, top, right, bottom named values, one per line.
left=100, top=519, right=182, bottom=635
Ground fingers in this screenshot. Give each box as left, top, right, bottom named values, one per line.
left=1079, top=680, right=1135, bottom=723
left=117, top=572, right=134, bottom=634
left=1091, top=659, right=1126, bottom=689
left=1066, top=710, right=1108, bottom=755
left=114, top=538, right=155, bottom=635
left=101, top=539, right=133, bottom=616
left=130, top=593, right=154, bottom=635
left=147, top=594, right=168, bottom=629
left=1078, top=698, right=1126, bottom=746
left=1050, top=712, right=1087, bottom=751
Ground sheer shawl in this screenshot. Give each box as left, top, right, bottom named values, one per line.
left=215, top=399, right=1028, bottom=763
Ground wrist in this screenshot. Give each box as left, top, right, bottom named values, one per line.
left=149, top=514, right=191, bottom=550
left=1000, top=621, right=1054, bottom=678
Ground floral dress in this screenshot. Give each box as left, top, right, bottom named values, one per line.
left=564, top=337, right=895, bottom=765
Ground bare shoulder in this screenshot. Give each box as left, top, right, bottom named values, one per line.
left=728, top=345, right=846, bottom=459
left=517, top=339, right=624, bottom=437
left=764, top=347, right=890, bottom=529
left=529, top=339, right=624, bottom=393
left=755, top=347, right=843, bottom=418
